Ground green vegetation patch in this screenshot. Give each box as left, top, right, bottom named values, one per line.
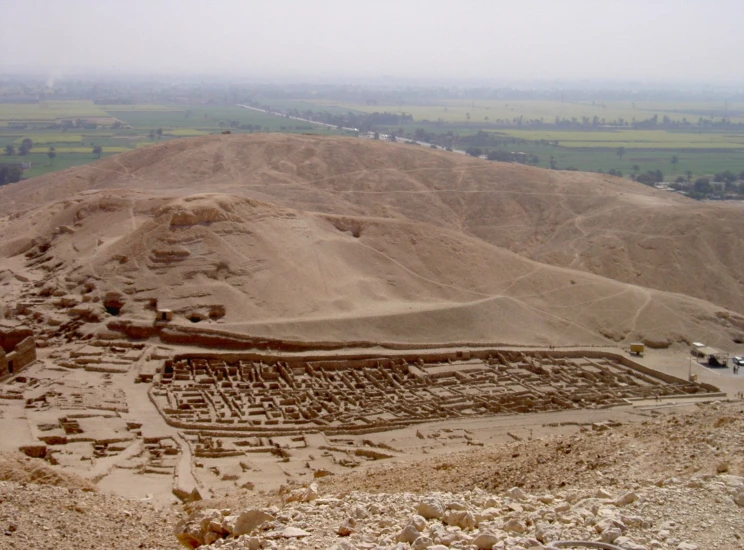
left=12, top=134, right=84, bottom=144
left=0, top=100, right=109, bottom=121
left=496, top=129, right=744, bottom=149
left=52, top=146, right=130, bottom=154
left=311, top=99, right=744, bottom=125
left=99, top=104, right=184, bottom=112
left=167, top=128, right=209, bottom=136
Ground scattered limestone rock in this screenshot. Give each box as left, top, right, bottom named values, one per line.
left=443, top=509, right=476, bottom=530
left=503, top=517, right=526, bottom=534
left=615, top=491, right=638, bottom=506
left=337, top=517, right=356, bottom=537
left=602, top=526, right=623, bottom=543
left=284, top=482, right=319, bottom=504
left=270, top=526, right=310, bottom=538
left=230, top=510, right=276, bottom=537
left=416, top=497, right=444, bottom=520
left=411, top=535, right=433, bottom=550
left=473, top=531, right=501, bottom=549
left=506, top=487, right=528, bottom=501
left=397, top=524, right=421, bottom=544
left=409, top=514, right=428, bottom=532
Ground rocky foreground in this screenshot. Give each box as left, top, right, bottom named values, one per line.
left=175, top=476, right=744, bottom=550
left=2, top=403, right=744, bottom=550
left=174, top=401, right=744, bottom=550
left=0, top=481, right=181, bottom=550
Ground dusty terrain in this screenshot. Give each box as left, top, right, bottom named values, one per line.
left=1, top=135, right=744, bottom=349
left=2, top=401, right=743, bottom=549
left=2, top=133, right=743, bottom=316
left=1, top=134, right=744, bottom=549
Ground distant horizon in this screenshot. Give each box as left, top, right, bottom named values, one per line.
left=1, top=70, right=744, bottom=92
left=1, top=0, right=742, bottom=87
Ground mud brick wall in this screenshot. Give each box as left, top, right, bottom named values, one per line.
left=0, top=335, right=36, bottom=377
left=0, top=327, right=33, bottom=354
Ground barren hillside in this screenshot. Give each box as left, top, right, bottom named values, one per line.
left=1, top=135, right=743, bottom=348
left=3, top=134, right=744, bottom=550
left=2, top=134, right=742, bottom=316
left=0, top=185, right=743, bottom=348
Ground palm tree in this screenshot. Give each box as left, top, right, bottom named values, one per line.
left=92, top=145, right=103, bottom=159
left=47, top=147, right=56, bottom=167
left=671, top=155, right=679, bottom=171
left=4, top=144, right=15, bottom=156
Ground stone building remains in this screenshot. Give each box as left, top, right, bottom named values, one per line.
left=0, top=326, right=36, bottom=378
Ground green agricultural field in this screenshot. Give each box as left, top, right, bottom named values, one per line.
left=0, top=100, right=110, bottom=121
left=310, top=98, right=744, bottom=125
left=254, top=99, right=364, bottom=115
left=100, top=104, right=184, bottom=112
left=495, top=129, right=744, bottom=149
left=0, top=151, right=114, bottom=178
left=167, top=128, right=210, bottom=136
left=11, top=134, right=84, bottom=144
left=105, top=105, right=308, bottom=131
left=496, top=143, right=744, bottom=177
left=3, top=97, right=737, bottom=183
left=51, top=146, right=130, bottom=154
left=0, top=101, right=355, bottom=181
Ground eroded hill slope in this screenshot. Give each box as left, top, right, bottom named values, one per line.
left=1, top=134, right=742, bottom=316
left=0, top=188, right=743, bottom=348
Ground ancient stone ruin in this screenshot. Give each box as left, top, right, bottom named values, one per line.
left=152, top=349, right=719, bottom=436
left=0, top=325, right=36, bottom=378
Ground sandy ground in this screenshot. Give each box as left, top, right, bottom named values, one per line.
left=0, top=135, right=743, bottom=548
left=2, top=340, right=743, bottom=507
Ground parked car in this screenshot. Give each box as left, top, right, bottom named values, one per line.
left=732, top=356, right=744, bottom=366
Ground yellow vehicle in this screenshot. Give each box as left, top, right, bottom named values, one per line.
left=630, top=342, right=645, bottom=356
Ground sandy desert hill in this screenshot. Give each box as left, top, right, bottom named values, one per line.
left=3, top=134, right=744, bottom=550
left=2, top=134, right=743, bottom=315
left=0, top=134, right=743, bottom=349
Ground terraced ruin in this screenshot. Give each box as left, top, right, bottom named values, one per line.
left=152, top=350, right=718, bottom=436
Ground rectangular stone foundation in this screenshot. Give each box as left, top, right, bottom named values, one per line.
left=151, top=349, right=721, bottom=436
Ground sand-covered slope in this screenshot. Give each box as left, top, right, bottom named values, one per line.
left=2, top=134, right=742, bottom=316
left=1, top=186, right=743, bottom=348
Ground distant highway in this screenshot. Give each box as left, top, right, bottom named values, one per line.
left=236, top=104, right=466, bottom=154
left=237, top=104, right=358, bottom=132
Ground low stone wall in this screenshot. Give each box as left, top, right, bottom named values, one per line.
left=170, top=348, right=714, bottom=391
left=527, top=348, right=720, bottom=393
left=152, top=348, right=723, bottom=437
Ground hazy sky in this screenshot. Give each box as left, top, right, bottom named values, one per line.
left=2, top=0, right=743, bottom=83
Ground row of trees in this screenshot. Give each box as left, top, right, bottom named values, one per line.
left=257, top=104, right=415, bottom=133
left=5, top=140, right=103, bottom=161
left=0, top=165, right=22, bottom=185
left=464, top=147, right=540, bottom=165
left=4, top=139, right=33, bottom=156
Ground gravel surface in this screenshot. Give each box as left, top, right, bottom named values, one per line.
left=0, top=481, right=181, bottom=549
left=2, top=402, right=744, bottom=549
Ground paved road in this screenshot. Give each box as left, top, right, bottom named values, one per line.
left=236, top=104, right=467, bottom=154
